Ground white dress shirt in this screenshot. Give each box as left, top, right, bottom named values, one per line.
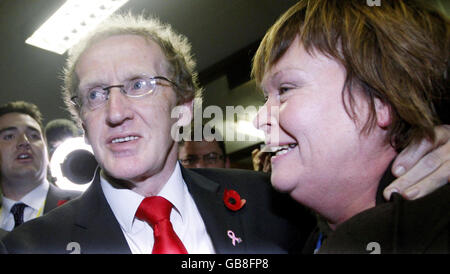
left=101, top=162, right=215, bottom=254
left=0, top=180, right=49, bottom=231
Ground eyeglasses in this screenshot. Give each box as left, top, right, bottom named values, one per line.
left=71, top=76, right=177, bottom=110
left=180, top=152, right=225, bottom=166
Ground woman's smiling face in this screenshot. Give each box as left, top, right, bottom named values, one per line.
left=254, top=37, right=375, bottom=208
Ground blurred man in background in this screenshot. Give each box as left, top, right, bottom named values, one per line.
left=178, top=125, right=230, bottom=169
left=0, top=101, right=80, bottom=233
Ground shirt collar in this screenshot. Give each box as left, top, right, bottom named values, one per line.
left=1, top=180, right=49, bottom=212
left=158, top=162, right=186, bottom=222
left=101, top=162, right=187, bottom=233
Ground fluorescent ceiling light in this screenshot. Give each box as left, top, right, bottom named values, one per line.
left=25, top=0, right=129, bottom=54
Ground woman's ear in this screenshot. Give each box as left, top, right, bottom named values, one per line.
left=374, top=98, right=392, bottom=129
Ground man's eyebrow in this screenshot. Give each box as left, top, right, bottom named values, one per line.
left=0, top=127, right=17, bottom=134
left=27, top=126, right=42, bottom=135
left=0, top=126, right=41, bottom=135
left=185, top=154, right=200, bottom=158
left=78, top=78, right=107, bottom=91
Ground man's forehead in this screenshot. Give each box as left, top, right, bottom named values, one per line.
left=0, top=113, right=42, bottom=133
left=75, top=34, right=169, bottom=89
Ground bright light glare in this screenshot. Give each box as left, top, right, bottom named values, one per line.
left=236, top=120, right=265, bottom=140
left=26, top=0, right=129, bottom=54
left=50, top=137, right=95, bottom=192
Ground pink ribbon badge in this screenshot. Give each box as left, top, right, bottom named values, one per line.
left=227, top=230, right=242, bottom=246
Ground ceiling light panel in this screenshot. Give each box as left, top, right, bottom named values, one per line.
left=25, top=0, right=129, bottom=54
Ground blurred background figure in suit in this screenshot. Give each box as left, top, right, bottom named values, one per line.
left=0, top=101, right=80, bottom=233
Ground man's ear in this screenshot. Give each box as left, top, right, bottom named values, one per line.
left=374, top=98, right=392, bottom=129
left=82, top=123, right=90, bottom=145
left=175, top=99, right=194, bottom=128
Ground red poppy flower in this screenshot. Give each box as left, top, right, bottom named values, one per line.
left=223, top=189, right=246, bottom=211
left=57, top=200, right=68, bottom=207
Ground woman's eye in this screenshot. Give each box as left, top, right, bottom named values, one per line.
left=279, top=86, right=292, bottom=94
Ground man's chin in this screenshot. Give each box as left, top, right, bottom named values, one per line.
left=10, top=169, right=44, bottom=181
left=102, top=164, right=145, bottom=182
left=104, top=169, right=133, bottom=181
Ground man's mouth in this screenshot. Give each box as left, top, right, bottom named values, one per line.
left=111, top=135, right=140, bottom=144
left=16, top=153, right=32, bottom=160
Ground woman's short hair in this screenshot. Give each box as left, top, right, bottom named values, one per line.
left=252, top=0, right=449, bottom=150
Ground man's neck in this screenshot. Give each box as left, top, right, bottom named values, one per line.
left=1, top=177, right=45, bottom=201
left=103, top=143, right=179, bottom=197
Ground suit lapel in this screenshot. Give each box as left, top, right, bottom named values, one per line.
left=181, top=167, right=247, bottom=254
left=70, top=170, right=131, bottom=254
left=43, top=184, right=64, bottom=213
left=65, top=167, right=249, bottom=253
left=44, top=184, right=81, bottom=213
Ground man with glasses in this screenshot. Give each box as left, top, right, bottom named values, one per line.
left=179, top=125, right=230, bottom=169
left=0, top=14, right=309, bottom=254
left=1, top=13, right=448, bottom=255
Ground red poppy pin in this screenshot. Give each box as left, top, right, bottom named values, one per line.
left=223, top=189, right=246, bottom=211
left=57, top=200, right=68, bottom=207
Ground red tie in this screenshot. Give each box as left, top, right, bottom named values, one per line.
left=136, top=196, right=188, bottom=254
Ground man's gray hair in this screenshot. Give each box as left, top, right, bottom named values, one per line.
left=62, top=12, right=202, bottom=127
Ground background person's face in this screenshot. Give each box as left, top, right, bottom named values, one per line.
left=254, top=37, right=378, bottom=208
left=178, top=140, right=226, bottom=168
left=0, top=113, right=48, bottom=183
left=76, top=35, right=180, bottom=182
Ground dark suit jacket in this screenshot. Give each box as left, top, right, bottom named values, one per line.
left=0, top=182, right=80, bottom=241
left=0, top=229, right=7, bottom=240
left=0, top=167, right=315, bottom=254
left=0, top=183, right=80, bottom=214
left=44, top=183, right=81, bottom=214
left=302, top=168, right=450, bottom=254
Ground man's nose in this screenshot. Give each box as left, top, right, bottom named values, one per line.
left=105, top=87, right=134, bottom=126
left=16, top=134, right=31, bottom=149
left=194, top=159, right=206, bottom=168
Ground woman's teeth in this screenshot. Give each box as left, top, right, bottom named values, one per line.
left=274, top=143, right=297, bottom=156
